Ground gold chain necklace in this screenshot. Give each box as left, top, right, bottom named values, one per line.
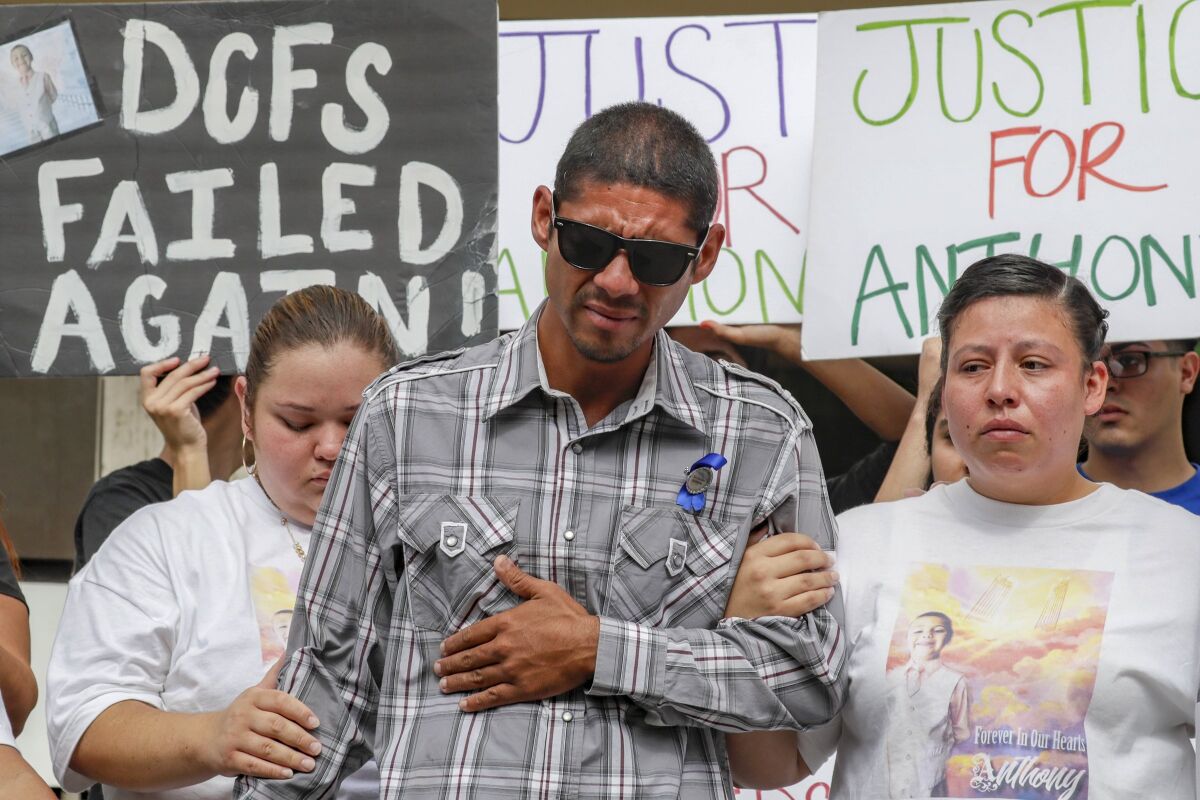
left=253, top=474, right=306, bottom=562
left=280, top=515, right=307, bottom=562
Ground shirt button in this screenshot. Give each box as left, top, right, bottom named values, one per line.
left=571, top=442, right=583, bottom=454
left=563, top=530, right=575, bottom=542
left=561, top=711, right=574, bottom=723
left=445, top=536, right=458, bottom=548
left=670, top=554, right=684, bottom=569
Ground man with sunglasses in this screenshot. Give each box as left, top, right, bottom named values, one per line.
left=236, top=102, right=845, bottom=800
left=1080, top=339, right=1200, bottom=513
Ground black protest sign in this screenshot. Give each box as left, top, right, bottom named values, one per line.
left=0, top=0, right=497, bottom=377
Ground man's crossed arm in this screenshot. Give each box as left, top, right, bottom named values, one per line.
left=436, top=542, right=844, bottom=732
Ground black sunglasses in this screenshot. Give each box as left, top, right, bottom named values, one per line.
left=550, top=206, right=707, bottom=287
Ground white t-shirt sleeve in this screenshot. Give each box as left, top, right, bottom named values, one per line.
left=0, top=687, right=15, bottom=750
left=796, top=715, right=841, bottom=774
left=46, top=507, right=181, bottom=792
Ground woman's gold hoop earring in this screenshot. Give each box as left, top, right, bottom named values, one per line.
left=241, top=434, right=256, bottom=476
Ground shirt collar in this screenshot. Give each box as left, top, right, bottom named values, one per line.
left=482, top=309, right=544, bottom=419
left=651, top=329, right=708, bottom=434
left=484, top=305, right=707, bottom=434
left=905, top=659, right=943, bottom=676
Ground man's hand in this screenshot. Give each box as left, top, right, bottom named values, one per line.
left=700, top=321, right=803, bottom=365
left=198, top=658, right=322, bottom=780
left=436, top=555, right=600, bottom=713
left=724, top=532, right=837, bottom=620
left=139, top=355, right=220, bottom=453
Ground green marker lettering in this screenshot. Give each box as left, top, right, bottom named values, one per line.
left=991, top=10, right=1045, bottom=117
left=1137, top=3, right=1149, bottom=112
left=853, top=17, right=970, bottom=126
left=496, top=248, right=530, bottom=320
left=1170, top=0, right=1200, bottom=99
left=851, top=244, right=913, bottom=345
left=755, top=250, right=804, bottom=323
left=937, top=26, right=983, bottom=123
left=915, top=245, right=955, bottom=336
left=1038, top=0, right=1136, bottom=106
left=1141, top=234, right=1196, bottom=300
left=1029, top=233, right=1085, bottom=276
left=703, top=248, right=747, bottom=316
left=954, top=232, right=1022, bottom=262
left=1090, top=234, right=1142, bottom=302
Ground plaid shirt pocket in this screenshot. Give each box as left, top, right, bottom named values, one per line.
left=603, top=505, right=738, bottom=630
left=396, top=494, right=521, bottom=633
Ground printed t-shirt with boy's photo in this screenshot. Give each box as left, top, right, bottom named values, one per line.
left=47, top=477, right=377, bottom=800
left=798, top=480, right=1200, bottom=799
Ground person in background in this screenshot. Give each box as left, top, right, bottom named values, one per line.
left=1081, top=338, right=1199, bottom=513
left=723, top=254, right=1200, bottom=796
left=48, top=286, right=398, bottom=800
left=73, top=355, right=242, bottom=569
left=684, top=321, right=917, bottom=512
left=922, top=379, right=969, bottom=491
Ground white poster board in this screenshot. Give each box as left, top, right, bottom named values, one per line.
left=804, top=0, right=1200, bottom=359
left=498, top=14, right=818, bottom=330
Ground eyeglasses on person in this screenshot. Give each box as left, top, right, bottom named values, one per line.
left=550, top=198, right=708, bottom=287
left=1103, top=348, right=1185, bottom=379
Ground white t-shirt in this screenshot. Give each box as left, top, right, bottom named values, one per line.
left=0, top=687, right=15, bottom=750
left=47, top=477, right=376, bottom=800
left=800, top=480, right=1200, bottom=799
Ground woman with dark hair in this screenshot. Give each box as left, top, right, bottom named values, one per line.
left=724, top=254, right=1200, bottom=798
left=47, top=286, right=400, bottom=800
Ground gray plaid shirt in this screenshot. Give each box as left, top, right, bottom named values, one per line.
left=236, top=311, right=847, bottom=800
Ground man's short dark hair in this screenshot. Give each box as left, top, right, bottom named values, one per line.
left=937, top=254, right=1109, bottom=373
left=553, top=102, right=718, bottom=236
left=196, top=375, right=234, bottom=422
left=1168, top=338, right=1200, bottom=354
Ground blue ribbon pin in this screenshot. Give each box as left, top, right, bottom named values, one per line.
left=676, top=453, right=728, bottom=513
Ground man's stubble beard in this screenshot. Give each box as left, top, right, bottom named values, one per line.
left=565, top=324, right=645, bottom=364
left=565, top=290, right=650, bottom=364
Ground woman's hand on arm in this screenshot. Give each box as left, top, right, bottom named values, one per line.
left=71, top=660, right=322, bottom=791
left=724, top=531, right=838, bottom=620
left=0, top=595, right=36, bottom=735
